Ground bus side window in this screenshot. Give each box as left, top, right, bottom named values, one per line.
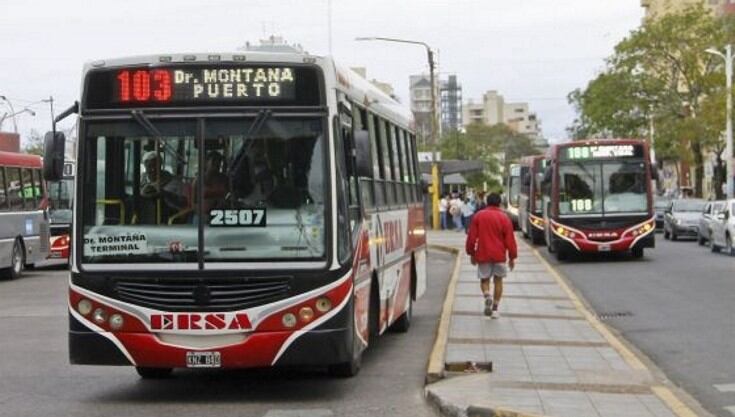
left=32, top=169, right=43, bottom=203
left=369, top=114, right=385, bottom=207
left=21, top=168, right=35, bottom=209
left=8, top=168, right=23, bottom=211
left=0, top=168, right=7, bottom=211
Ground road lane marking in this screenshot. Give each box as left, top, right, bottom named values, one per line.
left=715, top=384, right=735, bottom=392
left=262, top=410, right=333, bottom=417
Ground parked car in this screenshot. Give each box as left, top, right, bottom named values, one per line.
left=697, top=200, right=725, bottom=246
left=709, top=199, right=735, bottom=256
left=654, top=198, right=670, bottom=230
left=663, top=199, right=706, bottom=241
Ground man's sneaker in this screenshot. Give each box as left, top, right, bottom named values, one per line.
left=491, top=309, right=500, bottom=319
left=483, top=297, right=493, bottom=316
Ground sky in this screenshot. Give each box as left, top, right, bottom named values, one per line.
left=0, top=0, right=643, bottom=146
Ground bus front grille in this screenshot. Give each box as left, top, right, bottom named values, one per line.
left=113, top=277, right=292, bottom=311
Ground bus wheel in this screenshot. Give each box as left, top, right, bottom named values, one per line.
left=3, top=239, right=25, bottom=280
left=391, top=293, right=412, bottom=333
left=555, top=247, right=568, bottom=261
left=631, top=247, right=644, bottom=259
left=136, top=367, right=173, bottom=379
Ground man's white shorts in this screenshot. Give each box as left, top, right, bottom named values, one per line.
left=477, top=262, right=508, bottom=279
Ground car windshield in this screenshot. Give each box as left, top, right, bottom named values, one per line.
left=672, top=200, right=705, bottom=212
left=81, top=117, right=326, bottom=264
left=48, top=177, right=73, bottom=224
left=558, top=160, right=648, bottom=215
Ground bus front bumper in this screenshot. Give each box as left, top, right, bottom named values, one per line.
left=69, top=311, right=353, bottom=369
left=554, top=232, right=655, bottom=254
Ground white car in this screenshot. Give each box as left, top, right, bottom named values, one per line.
left=709, top=199, right=735, bottom=256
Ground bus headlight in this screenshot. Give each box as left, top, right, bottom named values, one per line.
left=282, top=313, right=297, bottom=328
left=109, top=314, right=124, bottom=330
left=299, top=306, right=315, bottom=323
left=77, top=299, right=93, bottom=316
left=315, top=297, right=332, bottom=313
left=92, top=308, right=107, bottom=325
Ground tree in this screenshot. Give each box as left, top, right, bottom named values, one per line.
left=23, top=129, right=44, bottom=156
left=568, top=4, right=728, bottom=197
left=437, top=123, right=540, bottom=190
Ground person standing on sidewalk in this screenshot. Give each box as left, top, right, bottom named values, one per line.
left=465, top=192, right=517, bottom=318
left=439, top=194, right=449, bottom=230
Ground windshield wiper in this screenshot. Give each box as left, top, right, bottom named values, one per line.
left=228, top=109, right=272, bottom=188
left=130, top=110, right=186, bottom=164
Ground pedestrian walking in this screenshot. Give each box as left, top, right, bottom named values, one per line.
left=461, top=197, right=476, bottom=233
left=465, top=192, right=517, bottom=318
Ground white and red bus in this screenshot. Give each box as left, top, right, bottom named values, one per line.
left=47, top=161, right=75, bottom=260
left=0, top=151, right=50, bottom=279
left=541, top=139, right=655, bottom=260
left=44, top=52, right=427, bottom=378
left=518, top=155, right=546, bottom=245
left=505, top=164, right=521, bottom=229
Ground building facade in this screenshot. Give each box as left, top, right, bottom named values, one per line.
left=462, top=90, right=542, bottom=140
left=409, top=74, right=441, bottom=145
left=440, top=75, right=462, bottom=133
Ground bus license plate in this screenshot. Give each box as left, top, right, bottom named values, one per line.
left=186, top=351, right=221, bottom=368
left=598, top=244, right=611, bottom=252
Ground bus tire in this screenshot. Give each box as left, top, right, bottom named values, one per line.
left=631, top=247, right=644, bottom=259
left=135, top=367, right=173, bottom=379
left=3, top=239, right=25, bottom=280
left=555, top=246, right=568, bottom=262
left=391, top=293, right=412, bottom=333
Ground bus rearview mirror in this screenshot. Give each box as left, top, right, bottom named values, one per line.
left=43, top=131, right=66, bottom=181
left=354, top=129, right=372, bottom=178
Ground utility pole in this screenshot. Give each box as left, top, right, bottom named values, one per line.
left=355, top=37, right=442, bottom=229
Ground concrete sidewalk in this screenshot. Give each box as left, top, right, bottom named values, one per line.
left=426, top=230, right=705, bottom=417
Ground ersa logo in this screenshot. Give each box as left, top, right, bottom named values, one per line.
left=149, top=313, right=252, bottom=333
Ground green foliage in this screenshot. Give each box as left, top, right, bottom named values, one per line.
left=568, top=4, right=735, bottom=196
left=438, top=123, right=540, bottom=189
left=23, top=129, right=44, bottom=156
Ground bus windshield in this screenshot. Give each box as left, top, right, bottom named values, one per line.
left=81, top=117, right=326, bottom=264
left=558, top=159, right=647, bottom=216
left=48, top=178, right=74, bottom=224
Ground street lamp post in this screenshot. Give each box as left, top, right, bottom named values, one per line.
left=0, top=107, right=35, bottom=133
left=706, top=45, right=734, bottom=199
left=355, top=36, right=441, bottom=229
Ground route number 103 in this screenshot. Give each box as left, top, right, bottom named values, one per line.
left=209, top=209, right=266, bottom=227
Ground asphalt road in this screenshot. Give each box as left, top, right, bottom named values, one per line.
left=537, top=233, right=735, bottom=417
left=0, top=251, right=453, bottom=417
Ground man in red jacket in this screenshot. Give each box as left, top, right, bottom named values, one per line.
left=465, top=192, right=518, bottom=318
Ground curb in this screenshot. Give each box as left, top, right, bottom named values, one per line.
left=425, top=243, right=461, bottom=384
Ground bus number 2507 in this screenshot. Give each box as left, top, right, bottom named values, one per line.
left=209, top=209, right=266, bottom=227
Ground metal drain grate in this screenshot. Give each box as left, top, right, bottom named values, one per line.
left=596, top=311, right=633, bottom=320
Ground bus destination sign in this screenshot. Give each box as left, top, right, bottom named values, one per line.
left=84, top=64, right=321, bottom=109
left=115, top=67, right=296, bottom=103
left=562, top=144, right=643, bottom=161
